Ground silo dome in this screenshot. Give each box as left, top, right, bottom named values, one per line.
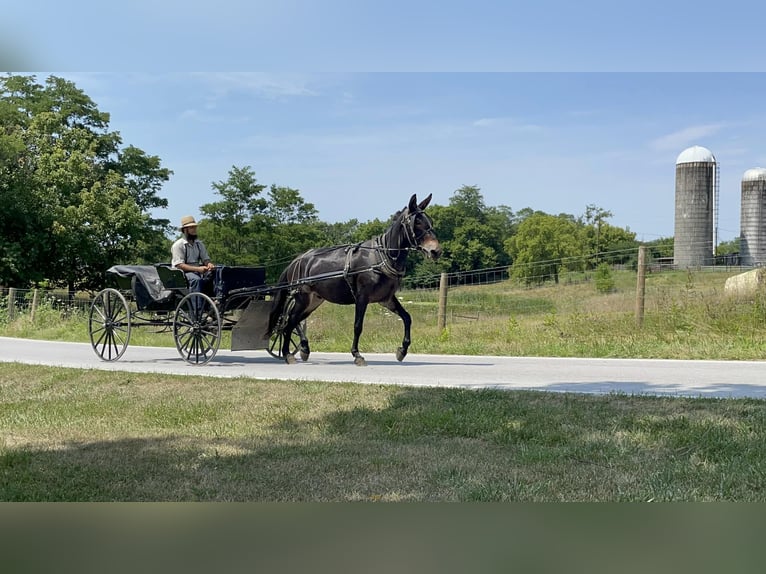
left=676, top=145, right=716, bottom=165
left=742, top=168, right=766, bottom=182
left=740, top=168, right=766, bottom=266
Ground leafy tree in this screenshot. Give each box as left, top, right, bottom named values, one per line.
left=427, top=185, right=515, bottom=273
left=199, top=165, right=268, bottom=267
left=350, top=218, right=389, bottom=244
left=310, top=219, right=361, bottom=246
left=0, top=74, right=171, bottom=291
left=644, top=237, right=674, bottom=259
left=578, top=204, right=637, bottom=266
left=594, top=262, right=616, bottom=293
left=258, top=185, right=321, bottom=278
left=507, top=212, right=581, bottom=284
left=581, top=204, right=612, bottom=264
left=716, top=237, right=740, bottom=256
left=199, top=166, right=323, bottom=282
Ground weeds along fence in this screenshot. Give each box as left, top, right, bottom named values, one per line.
left=399, top=245, right=761, bottom=332
left=0, top=287, right=91, bottom=323
left=0, top=244, right=760, bottom=333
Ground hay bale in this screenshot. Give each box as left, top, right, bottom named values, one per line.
left=724, top=268, right=766, bottom=298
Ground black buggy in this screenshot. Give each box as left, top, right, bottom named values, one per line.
left=88, top=264, right=304, bottom=365
left=89, top=193, right=441, bottom=367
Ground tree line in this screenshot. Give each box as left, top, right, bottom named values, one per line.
left=3, top=73, right=669, bottom=293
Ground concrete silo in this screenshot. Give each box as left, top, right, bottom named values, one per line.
left=674, top=145, right=718, bottom=268
left=740, top=167, right=766, bottom=266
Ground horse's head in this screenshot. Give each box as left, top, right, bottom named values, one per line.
left=402, top=193, right=442, bottom=260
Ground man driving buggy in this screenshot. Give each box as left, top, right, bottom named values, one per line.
left=171, top=215, right=215, bottom=296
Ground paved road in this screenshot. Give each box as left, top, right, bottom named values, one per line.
left=1, top=336, right=765, bottom=399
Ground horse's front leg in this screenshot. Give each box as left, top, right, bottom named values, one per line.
left=382, top=297, right=412, bottom=361
left=297, top=320, right=310, bottom=362
left=351, top=298, right=369, bottom=366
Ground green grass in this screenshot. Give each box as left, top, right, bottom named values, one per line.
left=288, top=268, right=766, bottom=360
left=2, top=268, right=766, bottom=501
left=3, top=268, right=764, bottom=360
left=2, top=363, right=765, bottom=501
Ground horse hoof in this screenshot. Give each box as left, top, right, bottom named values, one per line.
left=285, top=354, right=297, bottom=365
left=396, top=347, right=406, bottom=362
left=354, top=356, right=367, bottom=367
left=300, top=351, right=310, bottom=362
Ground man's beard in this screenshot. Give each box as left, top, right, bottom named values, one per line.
left=185, top=233, right=197, bottom=241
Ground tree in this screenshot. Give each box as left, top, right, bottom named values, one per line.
left=507, top=212, right=581, bottom=284
left=258, top=184, right=321, bottom=277
left=310, top=219, right=361, bottom=246
left=716, top=237, right=740, bottom=256
left=200, top=165, right=268, bottom=266
left=0, top=74, right=172, bottom=291
left=644, top=237, right=674, bottom=259
left=199, top=166, right=323, bottom=281
left=594, top=262, right=616, bottom=293
left=427, top=185, right=515, bottom=273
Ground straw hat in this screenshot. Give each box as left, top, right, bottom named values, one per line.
left=180, top=215, right=198, bottom=230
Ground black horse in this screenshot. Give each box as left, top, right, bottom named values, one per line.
left=268, top=193, right=442, bottom=366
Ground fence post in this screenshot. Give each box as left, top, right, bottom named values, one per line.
left=438, top=272, right=448, bottom=331
left=8, top=287, right=16, bottom=321
left=635, top=245, right=646, bottom=328
left=31, top=288, right=39, bottom=322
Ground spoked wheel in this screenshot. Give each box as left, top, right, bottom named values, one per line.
left=89, top=288, right=131, bottom=361
left=173, top=292, right=221, bottom=365
left=267, top=322, right=306, bottom=360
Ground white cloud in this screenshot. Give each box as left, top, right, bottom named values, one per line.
left=191, top=72, right=318, bottom=99
left=472, top=117, right=543, bottom=132
left=650, top=123, right=727, bottom=152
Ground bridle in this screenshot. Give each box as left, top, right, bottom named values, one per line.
left=400, top=208, right=436, bottom=248
left=367, top=208, right=436, bottom=280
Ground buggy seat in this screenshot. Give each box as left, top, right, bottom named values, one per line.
left=106, top=265, right=185, bottom=311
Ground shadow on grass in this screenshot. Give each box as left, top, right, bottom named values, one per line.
left=2, top=387, right=766, bottom=501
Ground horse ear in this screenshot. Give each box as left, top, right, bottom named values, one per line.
left=408, top=194, right=418, bottom=211
left=418, top=193, right=432, bottom=210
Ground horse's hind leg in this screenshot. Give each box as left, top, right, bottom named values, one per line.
left=295, top=295, right=324, bottom=362
left=281, top=293, right=306, bottom=364
left=382, top=297, right=412, bottom=362
left=282, top=292, right=320, bottom=363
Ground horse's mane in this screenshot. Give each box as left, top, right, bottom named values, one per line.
left=305, top=207, right=409, bottom=256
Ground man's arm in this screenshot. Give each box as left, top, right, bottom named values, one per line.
left=176, top=261, right=210, bottom=274
left=198, top=242, right=215, bottom=270
left=171, top=241, right=210, bottom=274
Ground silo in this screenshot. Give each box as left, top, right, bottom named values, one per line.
left=674, top=145, right=717, bottom=267
left=740, top=167, right=766, bottom=266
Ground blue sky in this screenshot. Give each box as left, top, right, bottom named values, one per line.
left=4, top=2, right=766, bottom=243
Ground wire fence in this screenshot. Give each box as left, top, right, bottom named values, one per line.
left=0, top=287, right=92, bottom=322
left=0, top=244, right=760, bottom=328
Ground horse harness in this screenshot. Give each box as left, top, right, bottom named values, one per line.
left=340, top=208, right=434, bottom=300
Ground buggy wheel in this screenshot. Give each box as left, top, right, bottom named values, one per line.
left=267, top=322, right=305, bottom=360
left=173, top=292, right=221, bottom=365
left=89, top=288, right=131, bottom=361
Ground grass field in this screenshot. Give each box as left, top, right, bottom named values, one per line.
left=1, top=268, right=766, bottom=501
left=3, top=268, right=766, bottom=360
left=2, top=363, right=765, bottom=501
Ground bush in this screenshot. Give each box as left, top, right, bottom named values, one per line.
left=595, top=263, right=616, bottom=293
